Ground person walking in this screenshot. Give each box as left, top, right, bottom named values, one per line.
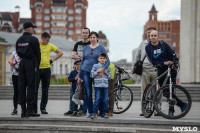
left=16, top=22, right=41, bottom=117
left=132, top=27, right=157, bottom=116
left=78, top=31, right=110, bottom=118
left=90, top=53, right=111, bottom=119
left=35, top=32, right=63, bottom=114
left=8, top=51, right=20, bottom=115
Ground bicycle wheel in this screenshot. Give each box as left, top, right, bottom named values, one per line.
left=113, top=85, right=133, bottom=114
left=153, top=84, right=192, bottom=119
left=142, top=84, right=155, bottom=118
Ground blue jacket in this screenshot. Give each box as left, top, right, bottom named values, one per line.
left=145, top=41, right=178, bottom=67
left=68, top=69, right=78, bottom=91
left=90, top=62, right=111, bottom=88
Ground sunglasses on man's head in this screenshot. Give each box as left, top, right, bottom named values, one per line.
left=91, top=48, right=94, bottom=55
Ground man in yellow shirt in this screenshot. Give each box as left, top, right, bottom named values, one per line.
left=34, top=32, right=63, bottom=114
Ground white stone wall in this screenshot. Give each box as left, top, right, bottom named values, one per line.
left=180, top=0, right=200, bottom=83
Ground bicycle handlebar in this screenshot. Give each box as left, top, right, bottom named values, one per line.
left=115, top=65, right=130, bottom=79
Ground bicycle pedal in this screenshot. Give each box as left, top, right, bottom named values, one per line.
left=146, top=108, right=152, bottom=113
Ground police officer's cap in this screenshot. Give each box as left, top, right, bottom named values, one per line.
left=74, top=59, right=81, bottom=64
left=23, top=22, right=37, bottom=29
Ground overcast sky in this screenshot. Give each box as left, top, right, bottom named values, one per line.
left=0, top=0, right=181, bottom=62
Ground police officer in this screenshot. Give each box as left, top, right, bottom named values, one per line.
left=16, top=22, right=41, bottom=117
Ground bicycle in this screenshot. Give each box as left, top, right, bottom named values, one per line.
left=113, top=65, right=133, bottom=114
left=142, top=56, right=192, bottom=119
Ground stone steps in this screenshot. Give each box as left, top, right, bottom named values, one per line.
left=0, top=84, right=199, bottom=101
left=0, top=117, right=199, bottom=133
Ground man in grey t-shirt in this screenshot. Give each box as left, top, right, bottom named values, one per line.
left=133, top=27, right=157, bottom=116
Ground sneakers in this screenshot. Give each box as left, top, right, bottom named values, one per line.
left=109, top=111, right=113, bottom=117
left=180, top=102, right=187, bottom=112
left=91, top=113, right=97, bottom=119
left=76, top=110, right=86, bottom=117
left=41, top=109, right=48, bottom=114
left=26, top=111, right=40, bottom=117
left=168, top=111, right=174, bottom=116
left=11, top=109, right=17, bottom=115
left=71, top=111, right=77, bottom=117
left=104, top=113, right=109, bottom=119
left=64, top=110, right=73, bottom=116
left=87, top=113, right=93, bottom=118
left=140, top=113, right=144, bottom=116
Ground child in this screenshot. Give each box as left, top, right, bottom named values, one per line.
left=90, top=53, right=111, bottom=119
left=64, top=59, right=87, bottom=117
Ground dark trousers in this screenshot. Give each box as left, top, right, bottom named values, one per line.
left=12, top=75, right=18, bottom=110
left=35, top=68, right=51, bottom=111
left=108, top=79, right=115, bottom=113
left=158, top=68, right=183, bottom=112
left=18, top=58, right=39, bottom=113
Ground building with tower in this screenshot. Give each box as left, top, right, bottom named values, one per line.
left=143, top=5, right=180, bottom=56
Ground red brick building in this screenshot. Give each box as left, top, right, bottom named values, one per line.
left=30, top=0, right=88, bottom=41
left=143, top=5, right=180, bottom=56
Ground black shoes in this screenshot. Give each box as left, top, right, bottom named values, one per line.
left=26, top=111, right=40, bottom=117
left=140, top=113, right=144, bottom=116
left=11, top=109, right=17, bottom=115
left=64, top=110, right=73, bottom=116
left=41, top=109, right=48, bottom=114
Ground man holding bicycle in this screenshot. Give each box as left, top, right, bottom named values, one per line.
left=145, top=30, right=187, bottom=116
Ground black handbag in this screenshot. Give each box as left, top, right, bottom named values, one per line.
left=134, top=55, right=146, bottom=76
left=74, top=84, right=84, bottom=100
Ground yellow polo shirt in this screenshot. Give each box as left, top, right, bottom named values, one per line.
left=39, top=42, right=58, bottom=69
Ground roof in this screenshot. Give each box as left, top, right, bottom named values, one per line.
left=52, top=0, right=66, bottom=6
left=149, top=4, right=157, bottom=13
left=1, top=13, right=12, bottom=21
left=0, top=31, right=75, bottom=51
left=20, top=18, right=35, bottom=24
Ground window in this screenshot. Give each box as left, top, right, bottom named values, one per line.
left=69, top=23, right=74, bottom=28
left=68, top=16, right=73, bottom=21
left=36, top=8, right=42, bottom=12
left=68, top=30, right=73, bottom=35
left=166, top=34, right=170, bottom=38
left=52, top=7, right=66, bottom=13
left=173, top=34, right=176, bottom=39
left=44, top=16, right=50, bottom=21
left=44, top=29, right=50, bottom=33
left=75, top=16, right=82, bottom=20
left=52, top=15, right=66, bottom=20
left=65, top=64, right=68, bottom=75
left=60, top=64, right=62, bottom=75
left=51, top=29, right=66, bottom=33
left=35, top=28, right=42, bottom=33
left=152, top=15, right=154, bottom=20
left=68, top=9, right=74, bottom=14
left=44, top=9, right=50, bottom=14
left=143, top=34, right=147, bottom=39
left=36, top=15, right=42, bottom=19
left=76, top=22, right=82, bottom=27
left=36, top=22, right=42, bottom=26
left=44, top=23, right=50, bottom=28
left=75, top=9, right=82, bottom=14
left=52, top=22, right=66, bottom=27
left=76, top=30, right=81, bottom=34
left=76, top=36, right=81, bottom=41
left=172, top=42, right=176, bottom=48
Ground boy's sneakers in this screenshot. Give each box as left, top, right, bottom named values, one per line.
left=104, top=113, right=109, bottom=119
left=77, top=110, right=86, bottom=117
left=41, top=109, right=48, bottom=114
left=180, top=102, right=188, bottom=112
left=64, top=110, right=73, bottom=116
left=109, top=111, right=113, bottom=117
left=87, top=113, right=93, bottom=118
left=71, top=111, right=77, bottom=117
left=11, top=109, right=17, bottom=115
left=91, top=113, right=97, bottom=119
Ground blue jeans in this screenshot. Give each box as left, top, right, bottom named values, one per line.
left=69, top=85, right=87, bottom=113
left=82, top=71, right=93, bottom=114
left=93, top=87, right=109, bottom=115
